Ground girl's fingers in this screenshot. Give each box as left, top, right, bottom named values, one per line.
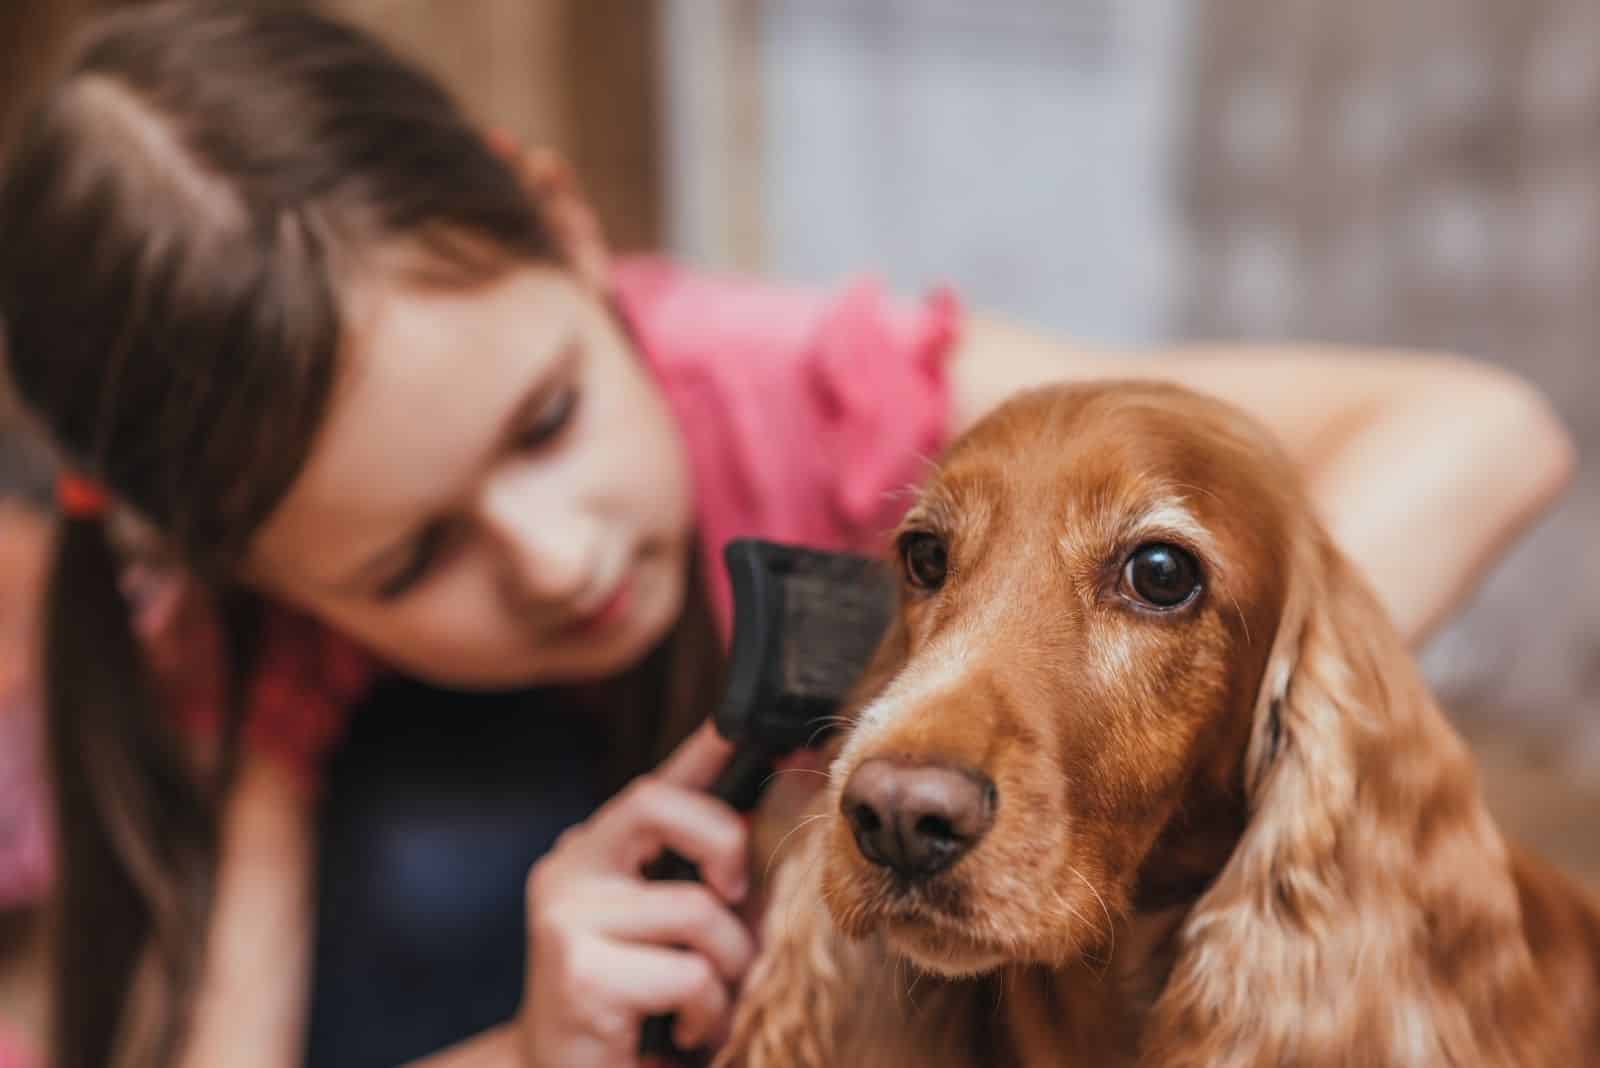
left=596, top=941, right=731, bottom=1053
left=654, top=720, right=733, bottom=791
left=587, top=774, right=749, bottom=903
left=577, top=880, right=755, bottom=984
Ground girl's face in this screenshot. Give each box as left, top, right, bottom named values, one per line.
left=248, top=257, right=693, bottom=689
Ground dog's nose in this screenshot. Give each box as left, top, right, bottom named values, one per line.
left=841, top=759, right=996, bottom=878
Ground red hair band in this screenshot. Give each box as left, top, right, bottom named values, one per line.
left=483, top=126, right=518, bottom=160
left=56, top=472, right=110, bottom=519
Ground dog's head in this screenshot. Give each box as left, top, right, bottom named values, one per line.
left=822, top=381, right=1311, bottom=976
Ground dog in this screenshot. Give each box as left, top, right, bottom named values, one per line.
left=724, top=381, right=1600, bottom=1067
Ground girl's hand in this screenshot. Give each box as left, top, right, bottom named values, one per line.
left=518, top=722, right=754, bottom=1067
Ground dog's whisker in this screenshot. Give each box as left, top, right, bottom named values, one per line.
left=906, top=960, right=926, bottom=1006
left=1068, top=864, right=1117, bottom=963
left=764, top=812, right=831, bottom=884
left=774, top=836, right=830, bottom=949
left=764, top=766, right=832, bottom=782
left=805, top=716, right=855, bottom=749
left=1224, top=585, right=1252, bottom=646
left=1047, top=887, right=1111, bottom=983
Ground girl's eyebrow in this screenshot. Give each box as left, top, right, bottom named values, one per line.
left=331, top=336, right=581, bottom=595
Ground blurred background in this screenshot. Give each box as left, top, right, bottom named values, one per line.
left=0, top=0, right=1595, bottom=978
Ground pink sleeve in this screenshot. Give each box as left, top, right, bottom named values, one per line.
left=805, top=278, right=959, bottom=548
left=144, top=584, right=376, bottom=790
left=612, top=258, right=961, bottom=639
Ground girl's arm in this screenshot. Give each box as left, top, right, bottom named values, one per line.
left=949, top=316, right=1576, bottom=646
left=177, top=755, right=317, bottom=1068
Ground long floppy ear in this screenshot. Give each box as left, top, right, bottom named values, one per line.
left=718, top=824, right=870, bottom=1068
left=1143, top=531, right=1545, bottom=1067
left=721, top=821, right=979, bottom=1068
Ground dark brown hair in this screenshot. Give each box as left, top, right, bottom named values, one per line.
left=0, top=3, right=573, bottom=1063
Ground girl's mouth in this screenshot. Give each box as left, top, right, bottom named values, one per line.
left=561, top=569, right=636, bottom=637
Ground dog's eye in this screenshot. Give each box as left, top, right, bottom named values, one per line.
left=1122, top=543, right=1201, bottom=609
left=899, top=532, right=948, bottom=591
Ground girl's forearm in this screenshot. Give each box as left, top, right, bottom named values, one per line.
left=1301, top=367, right=1574, bottom=645
left=178, top=755, right=316, bottom=1068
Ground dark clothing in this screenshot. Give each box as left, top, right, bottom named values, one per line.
left=304, top=677, right=605, bottom=1067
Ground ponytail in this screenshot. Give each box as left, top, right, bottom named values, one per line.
left=44, top=517, right=221, bottom=1066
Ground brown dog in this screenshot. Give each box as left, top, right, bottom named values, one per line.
left=724, top=381, right=1600, bottom=1067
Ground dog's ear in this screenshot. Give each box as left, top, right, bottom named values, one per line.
left=1143, top=531, right=1541, bottom=1067
left=718, top=827, right=864, bottom=1068
left=720, top=822, right=981, bottom=1068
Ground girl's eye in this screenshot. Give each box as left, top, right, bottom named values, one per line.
left=898, top=531, right=948, bottom=592
left=516, top=384, right=579, bottom=450
left=373, top=385, right=577, bottom=603
left=376, top=521, right=461, bottom=601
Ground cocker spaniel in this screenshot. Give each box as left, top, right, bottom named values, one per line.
left=723, top=381, right=1600, bottom=1067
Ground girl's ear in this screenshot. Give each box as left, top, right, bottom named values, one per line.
left=485, top=131, right=611, bottom=291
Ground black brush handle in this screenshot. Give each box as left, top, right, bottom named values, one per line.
left=637, top=744, right=777, bottom=1062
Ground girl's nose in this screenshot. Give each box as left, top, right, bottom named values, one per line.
left=479, top=475, right=598, bottom=608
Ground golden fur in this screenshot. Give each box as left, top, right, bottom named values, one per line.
left=722, top=382, right=1600, bottom=1067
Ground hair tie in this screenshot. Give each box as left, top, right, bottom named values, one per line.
left=56, top=472, right=110, bottom=519
left=483, top=126, right=518, bottom=160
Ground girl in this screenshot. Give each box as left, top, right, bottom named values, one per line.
left=0, top=3, right=1573, bottom=1067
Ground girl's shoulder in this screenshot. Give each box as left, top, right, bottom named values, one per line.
left=142, top=581, right=377, bottom=789
left=612, top=256, right=963, bottom=633
left=611, top=255, right=960, bottom=388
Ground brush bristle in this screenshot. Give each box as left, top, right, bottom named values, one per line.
left=777, top=554, right=893, bottom=702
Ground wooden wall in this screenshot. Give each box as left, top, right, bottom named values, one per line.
left=0, top=0, right=663, bottom=248
left=324, top=0, right=663, bottom=251
left=0, top=0, right=105, bottom=157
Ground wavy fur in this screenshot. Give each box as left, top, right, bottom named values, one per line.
left=723, top=382, right=1600, bottom=1068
